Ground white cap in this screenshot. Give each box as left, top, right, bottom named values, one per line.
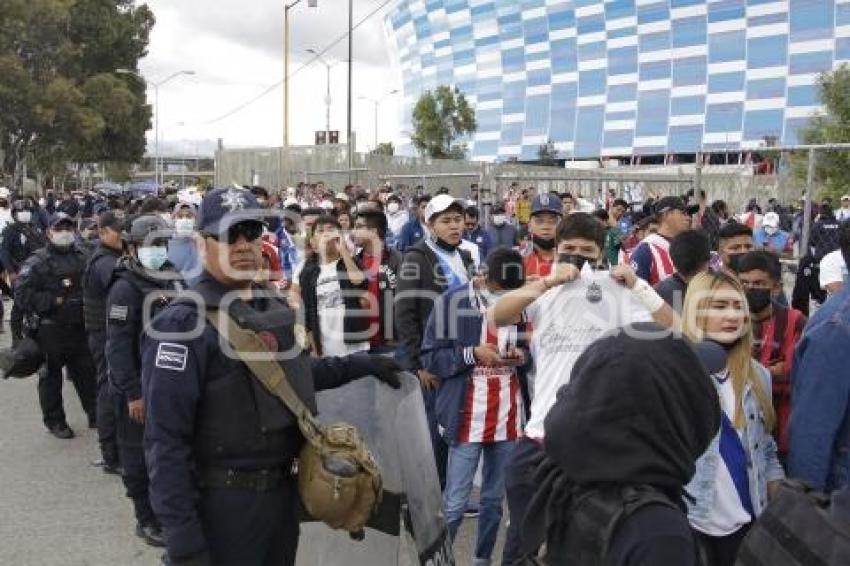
left=286, top=187, right=296, bottom=196
left=319, top=199, right=334, bottom=211
left=424, top=194, right=464, bottom=222
left=0, top=187, right=9, bottom=199
left=841, top=194, right=850, bottom=201
left=335, top=192, right=348, bottom=201
left=763, top=211, right=780, bottom=228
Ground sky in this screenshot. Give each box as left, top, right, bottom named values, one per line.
left=135, top=0, right=402, bottom=157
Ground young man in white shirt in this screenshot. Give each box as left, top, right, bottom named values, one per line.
left=489, top=212, right=678, bottom=564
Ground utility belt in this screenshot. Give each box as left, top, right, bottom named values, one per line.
left=197, top=466, right=294, bottom=492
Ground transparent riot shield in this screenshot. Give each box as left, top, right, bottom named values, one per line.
left=296, top=372, right=454, bottom=566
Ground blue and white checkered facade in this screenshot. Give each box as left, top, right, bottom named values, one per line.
left=385, top=0, right=850, bottom=161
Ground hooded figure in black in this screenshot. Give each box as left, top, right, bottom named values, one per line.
left=522, top=323, right=722, bottom=566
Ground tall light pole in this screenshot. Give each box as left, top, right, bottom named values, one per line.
left=347, top=0, right=353, bottom=180
left=283, top=0, right=318, bottom=150
left=305, top=48, right=338, bottom=136
left=359, top=89, right=399, bottom=151
left=116, top=68, right=195, bottom=187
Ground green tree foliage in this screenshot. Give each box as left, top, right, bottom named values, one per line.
left=537, top=139, right=559, bottom=166
left=0, top=0, right=154, bottom=187
left=372, top=142, right=394, bottom=156
left=410, top=86, right=476, bottom=159
left=797, top=64, right=850, bottom=199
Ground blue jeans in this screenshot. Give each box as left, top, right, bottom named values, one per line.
left=443, top=440, right=515, bottom=563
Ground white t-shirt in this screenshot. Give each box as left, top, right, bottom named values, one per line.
left=819, top=250, right=848, bottom=290
left=523, top=267, right=652, bottom=439
left=692, top=374, right=752, bottom=537
left=315, top=261, right=369, bottom=357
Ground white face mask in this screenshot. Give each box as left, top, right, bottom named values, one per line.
left=174, top=218, right=195, bottom=237
left=16, top=211, right=32, bottom=223
left=764, top=226, right=778, bottom=236
left=50, top=231, right=75, bottom=248
left=138, top=246, right=169, bottom=271
left=387, top=202, right=400, bottom=214
left=492, top=214, right=506, bottom=226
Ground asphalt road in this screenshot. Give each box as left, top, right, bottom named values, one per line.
left=0, top=310, right=503, bottom=565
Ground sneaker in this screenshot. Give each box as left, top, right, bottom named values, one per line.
left=48, top=424, right=74, bottom=440
left=136, top=522, right=166, bottom=548
left=464, top=502, right=480, bottom=518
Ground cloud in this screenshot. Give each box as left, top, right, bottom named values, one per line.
left=135, top=0, right=402, bottom=159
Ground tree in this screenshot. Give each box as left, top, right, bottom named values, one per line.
left=410, top=85, right=476, bottom=159
left=0, top=0, right=154, bottom=189
left=537, top=139, right=559, bottom=166
left=796, top=64, right=850, bottom=200
left=372, top=142, right=394, bottom=156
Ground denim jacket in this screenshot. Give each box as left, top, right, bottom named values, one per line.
left=686, top=362, right=785, bottom=524
left=788, top=287, right=850, bottom=492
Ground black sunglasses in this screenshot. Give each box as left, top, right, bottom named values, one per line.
left=205, top=221, right=264, bottom=244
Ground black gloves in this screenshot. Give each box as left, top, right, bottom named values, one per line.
left=366, top=355, right=402, bottom=389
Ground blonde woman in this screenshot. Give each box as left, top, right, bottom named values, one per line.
left=681, top=270, right=784, bottom=566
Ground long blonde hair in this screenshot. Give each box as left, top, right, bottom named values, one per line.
left=682, top=271, right=775, bottom=431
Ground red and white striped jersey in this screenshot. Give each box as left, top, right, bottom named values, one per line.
left=630, top=233, right=675, bottom=286
left=457, top=317, right=523, bottom=444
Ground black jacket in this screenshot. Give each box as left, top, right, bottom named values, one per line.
left=83, top=243, right=123, bottom=334
left=356, top=246, right=403, bottom=345
left=0, top=221, right=46, bottom=273
left=395, top=239, right=473, bottom=371
left=298, top=254, right=369, bottom=356
left=14, top=243, right=86, bottom=326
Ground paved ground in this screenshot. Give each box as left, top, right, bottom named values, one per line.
left=0, top=308, right=503, bottom=565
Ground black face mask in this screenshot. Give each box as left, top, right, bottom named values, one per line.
left=558, top=253, right=596, bottom=270
left=532, top=235, right=555, bottom=251
left=434, top=238, right=459, bottom=253
left=746, top=288, right=772, bottom=313
left=727, top=253, right=745, bottom=272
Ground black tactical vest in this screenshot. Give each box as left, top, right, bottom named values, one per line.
left=83, top=246, right=121, bottom=333
left=194, top=296, right=314, bottom=471
left=35, top=247, right=87, bottom=326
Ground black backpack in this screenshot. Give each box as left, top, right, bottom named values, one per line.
left=523, top=484, right=684, bottom=566
left=736, top=480, right=850, bottom=566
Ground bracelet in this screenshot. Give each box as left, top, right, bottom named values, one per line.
left=631, top=277, right=665, bottom=313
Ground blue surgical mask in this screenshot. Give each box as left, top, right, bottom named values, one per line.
left=138, top=246, right=168, bottom=271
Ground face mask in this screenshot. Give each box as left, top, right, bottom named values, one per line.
left=138, top=246, right=169, bottom=271
left=50, top=231, right=75, bottom=248
left=387, top=202, right=400, bottom=214
left=727, top=253, right=745, bottom=272
left=492, top=214, right=506, bottom=226
left=558, top=253, right=596, bottom=270
left=16, top=211, right=32, bottom=223
left=174, top=218, right=195, bottom=237
left=764, top=226, right=778, bottom=236
left=746, top=288, right=773, bottom=313
left=532, top=235, right=555, bottom=251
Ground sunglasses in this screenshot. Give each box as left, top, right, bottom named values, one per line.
left=205, top=221, right=264, bottom=244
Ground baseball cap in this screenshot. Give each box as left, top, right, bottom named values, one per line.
left=424, top=194, right=465, bottom=222
left=654, top=196, right=687, bottom=217
left=198, top=187, right=264, bottom=235
left=49, top=212, right=75, bottom=228
left=763, top=212, right=780, bottom=228
left=97, top=210, right=125, bottom=232
left=841, top=194, right=850, bottom=202
left=127, top=214, right=172, bottom=244
left=530, top=192, right=562, bottom=217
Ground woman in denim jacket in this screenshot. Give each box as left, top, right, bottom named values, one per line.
left=682, top=271, right=785, bottom=565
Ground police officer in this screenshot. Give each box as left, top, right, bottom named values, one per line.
left=14, top=213, right=96, bottom=438
left=1, top=199, right=48, bottom=344
left=107, top=215, right=184, bottom=547
left=142, top=187, right=401, bottom=565
left=83, top=211, right=126, bottom=473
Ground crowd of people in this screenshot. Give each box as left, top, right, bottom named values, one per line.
left=0, top=180, right=848, bottom=565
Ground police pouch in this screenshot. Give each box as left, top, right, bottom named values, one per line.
left=205, top=311, right=382, bottom=538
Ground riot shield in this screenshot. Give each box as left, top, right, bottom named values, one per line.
left=296, top=372, right=454, bottom=566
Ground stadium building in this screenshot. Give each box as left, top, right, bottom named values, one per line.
left=385, top=0, right=850, bottom=162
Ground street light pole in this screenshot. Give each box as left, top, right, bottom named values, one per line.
left=347, top=0, right=354, bottom=181
left=284, top=1, right=318, bottom=150
left=359, top=89, right=398, bottom=151
left=306, top=49, right=337, bottom=136
left=116, top=68, right=195, bottom=188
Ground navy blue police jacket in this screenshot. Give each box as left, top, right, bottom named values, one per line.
left=141, top=271, right=377, bottom=559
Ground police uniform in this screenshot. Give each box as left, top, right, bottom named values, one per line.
left=1, top=206, right=48, bottom=343
left=141, top=188, right=399, bottom=565
left=106, top=253, right=184, bottom=543
left=14, top=224, right=96, bottom=433
left=83, top=240, right=123, bottom=468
